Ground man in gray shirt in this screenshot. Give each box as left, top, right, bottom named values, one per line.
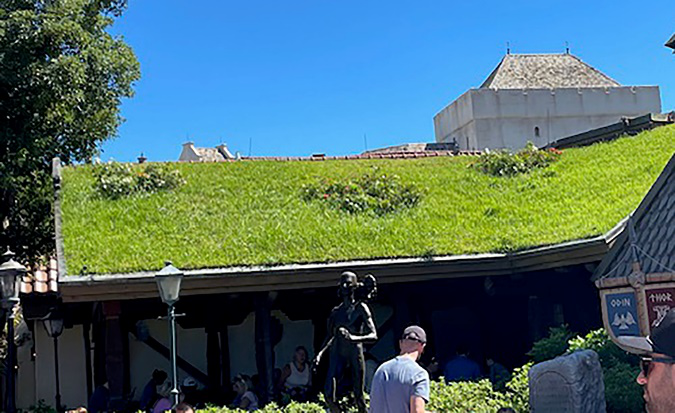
left=369, top=326, right=430, bottom=413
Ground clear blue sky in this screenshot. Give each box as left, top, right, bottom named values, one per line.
left=103, top=0, right=675, bottom=161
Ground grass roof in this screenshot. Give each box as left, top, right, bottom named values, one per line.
left=60, top=125, right=675, bottom=275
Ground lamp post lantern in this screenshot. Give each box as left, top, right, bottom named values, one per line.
left=44, top=315, right=65, bottom=412
left=0, top=249, right=26, bottom=413
left=155, top=261, right=183, bottom=410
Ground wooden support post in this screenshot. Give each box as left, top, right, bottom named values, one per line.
left=255, top=293, right=275, bottom=404
left=392, top=288, right=412, bottom=346
left=220, top=328, right=231, bottom=388
left=102, top=301, right=124, bottom=402
left=206, top=328, right=221, bottom=390
left=83, top=322, right=93, bottom=399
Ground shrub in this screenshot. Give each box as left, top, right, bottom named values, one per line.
left=301, top=168, right=422, bottom=215
left=527, top=325, right=574, bottom=363
left=428, top=363, right=531, bottom=412
left=92, top=162, right=185, bottom=199
left=471, top=142, right=562, bottom=177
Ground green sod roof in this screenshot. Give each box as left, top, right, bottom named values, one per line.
left=60, top=125, right=675, bottom=275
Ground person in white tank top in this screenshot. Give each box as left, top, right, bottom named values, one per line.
left=279, top=346, right=312, bottom=402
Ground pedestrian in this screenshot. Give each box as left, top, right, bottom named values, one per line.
left=486, top=356, right=510, bottom=389
left=369, top=325, right=430, bottom=413
left=231, top=374, right=259, bottom=411
left=175, top=403, right=195, bottom=413
left=278, top=346, right=312, bottom=402
left=443, top=344, right=481, bottom=382
left=619, top=307, right=675, bottom=413
left=88, top=381, right=109, bottom=413
left=140, top=369, right=168, bottom=411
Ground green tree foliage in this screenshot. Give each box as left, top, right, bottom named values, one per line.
left=0, top=0, right=139, bottom=259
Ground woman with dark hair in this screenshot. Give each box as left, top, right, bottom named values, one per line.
left=278, top=346, right=312, bottom=402
left=140, top=369, right=168, bottom=411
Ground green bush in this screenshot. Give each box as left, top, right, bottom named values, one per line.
left=428, top=362, right=531, bottom=412
left=471, top=142, right=562, bottom=177
left=92, top=162, right=185, bottom=199
left=301, top=168, right=422, bottom=215
left=527, top=325, right=574, bottom=363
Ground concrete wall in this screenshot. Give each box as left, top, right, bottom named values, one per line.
left=434, top=86, right=662, bottom=150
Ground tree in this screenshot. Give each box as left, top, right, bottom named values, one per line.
left=0, top=0, right=140, bottom=260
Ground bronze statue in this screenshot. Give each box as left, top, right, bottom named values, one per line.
left=314, top=271, right=377, bottom=413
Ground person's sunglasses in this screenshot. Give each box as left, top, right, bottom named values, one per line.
left=640, top=356, right=675, bottom=377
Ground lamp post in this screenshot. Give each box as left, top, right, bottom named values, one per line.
left=0, top=249, right=26, bottom=413
left=155, top=261, right=183, bottom=410
left=43, top=316, right=64, bottom=412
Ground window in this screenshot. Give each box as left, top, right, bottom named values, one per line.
left=534, top=126, right=540, bottom=138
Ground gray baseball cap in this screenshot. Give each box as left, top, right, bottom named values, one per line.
left=402, top=325, right=427, bottom=344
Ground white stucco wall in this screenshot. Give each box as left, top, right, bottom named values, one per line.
left=21, top=302, right=396, bottom=409
left=228, top=310, right=314, bottom=381
left=129, top=319, right=208, bottom=399
left=434, top=86, right=662, bottom=150
left=18, top=325, right=89, bottom=410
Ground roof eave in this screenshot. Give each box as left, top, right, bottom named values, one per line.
left=58, top=233, right=611, bottom=303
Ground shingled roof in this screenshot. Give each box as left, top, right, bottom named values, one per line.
left=666, top=34, right=675, bottom=51
left=594, top=154, right=675, bottom=284
left=480, top=53, right=620, bottom=89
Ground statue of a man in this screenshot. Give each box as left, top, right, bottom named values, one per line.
left=315, top=271, right=377, bottom=413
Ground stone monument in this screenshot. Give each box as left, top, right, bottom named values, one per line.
left=314, top=271, right=378, bottom=413
left=529, top=350, right=606, bottom=413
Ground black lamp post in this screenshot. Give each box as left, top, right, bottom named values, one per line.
left=155, top=261, right=183, bottom=410
left=43, top=316, right=64, bottom=412
left=0, top=249, right=26, bottom=413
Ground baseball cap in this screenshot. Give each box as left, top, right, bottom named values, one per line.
left=182, top=377, right=198, bottom=389
left=617, top=307, right=675, bottom=357
left=402, top=325, right=427, bottom=344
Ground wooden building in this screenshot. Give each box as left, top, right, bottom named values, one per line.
left=15, top=127, right=675, bottom=409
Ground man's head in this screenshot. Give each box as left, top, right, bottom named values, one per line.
left=399, top=325, right=426, bottom=359
left=621, top=308, right=675, bottom=413
left=176, top=403, right=195, bottom=413
left=338, top=271, right=358, bottom=298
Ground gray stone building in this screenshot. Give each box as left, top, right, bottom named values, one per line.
left=433, top=53, right=661, bottom=150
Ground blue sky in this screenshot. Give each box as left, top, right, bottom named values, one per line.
left=103, top=0, right=675, bottom=161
